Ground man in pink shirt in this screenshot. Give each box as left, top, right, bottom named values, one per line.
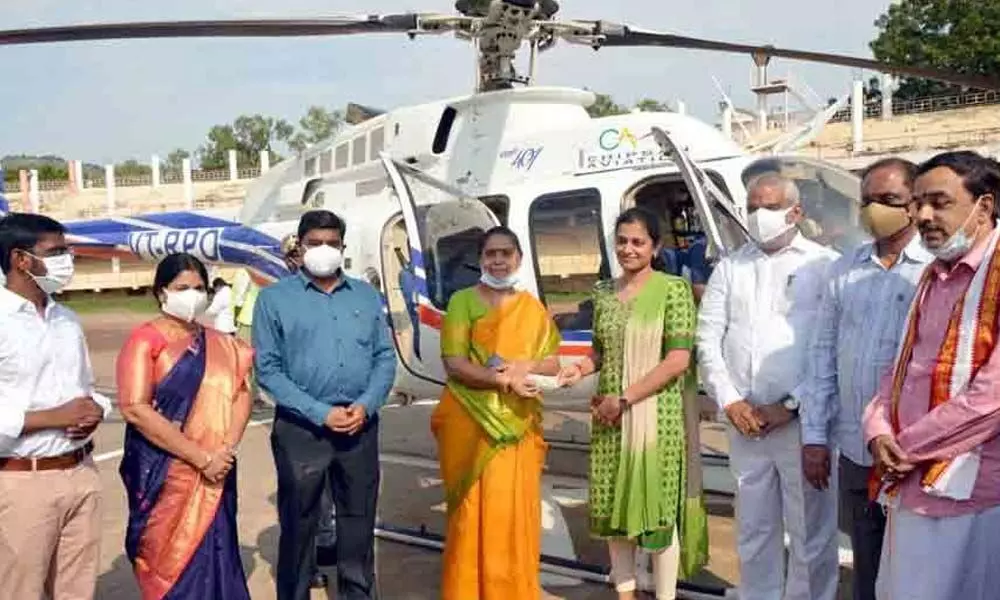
left=863, top=150, right=1000, bottom=600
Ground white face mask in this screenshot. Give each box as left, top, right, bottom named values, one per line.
left=748, top=206, right=795, bottom=246
left=29, top=253, right=75, bottom=295
left=923, top=199, right=982, bottom=262
left=302, top=245, right=343, bottom=278
left=480, top=270, right=518, bottom=290
left=161, top=288, right=209, bottom=322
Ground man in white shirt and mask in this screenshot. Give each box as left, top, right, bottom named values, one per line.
left=697, top=174, right=840, bottom=600
left=0, top=212, right=111, bottom=599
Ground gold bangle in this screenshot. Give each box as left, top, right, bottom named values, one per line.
left=200, top=453, right=213, bottom=471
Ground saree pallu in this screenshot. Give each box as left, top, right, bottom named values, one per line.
left=430, top=288, right=561, bottom=600
left=117, top=322, right=254, bottom=600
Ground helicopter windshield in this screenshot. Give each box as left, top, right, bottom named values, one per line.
left=741, top=156, right=870, bottom=254
left=392, top=163, right=499, bottom=310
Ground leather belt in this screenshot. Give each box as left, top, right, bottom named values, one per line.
left=0, top=441, right=94, bottom=472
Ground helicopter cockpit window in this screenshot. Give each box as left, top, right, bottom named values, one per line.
left=741, top=157, right=869, bottom=253
left=528, top=189, right=608, bottom=331
left=394, top=167, right=497, bottom=311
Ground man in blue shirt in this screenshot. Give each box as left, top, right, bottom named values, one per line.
left=657, top=234, right=712, bottom=302
left=254, top=210, right=396, bottom=600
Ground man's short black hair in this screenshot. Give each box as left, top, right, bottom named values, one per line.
left=862, top=157, right=917, bottom=188
left=212, top=277, right=228, bottom=290
left=917, top=151, right=1000, bottom=216
left=0, top=212, right=66, bottom=275
left=297, top=210, right=346, bottom=240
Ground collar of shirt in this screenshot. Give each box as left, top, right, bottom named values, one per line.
left=856, top=231, right=934, bottom=269
left=297, top=270, right=353, bottom=294
left=0, top=286, right=56, bottom=319
left=929, top=225, right=997, bottom=279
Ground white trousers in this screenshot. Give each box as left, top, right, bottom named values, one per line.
left=608, top=527, right=680, bottom=600
left=728, top=422, right=839, bottom=600
left=876, top=503, right=1000, bottom=600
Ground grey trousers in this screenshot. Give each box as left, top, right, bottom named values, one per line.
left=839, top=456, right=886, bottom=600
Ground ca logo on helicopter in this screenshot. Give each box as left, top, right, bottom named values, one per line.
left=598, top=127, right=640, bottom=151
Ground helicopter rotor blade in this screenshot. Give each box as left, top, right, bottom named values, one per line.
left=0, top=15, right=432, bottom=46
left=576, top=22, right=1000, bottom=91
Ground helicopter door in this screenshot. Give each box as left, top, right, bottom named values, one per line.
left=379, top=154, right=500, bottom=387
left=650, top=126, right=751, bottom=258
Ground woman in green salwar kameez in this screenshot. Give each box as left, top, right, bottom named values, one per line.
left=558, top=207, right=708, bottom=600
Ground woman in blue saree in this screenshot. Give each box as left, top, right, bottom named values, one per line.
left=117, top=253, right=254, bottom=599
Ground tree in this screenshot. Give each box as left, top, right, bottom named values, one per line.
left=635, top=98, right=671, bottom=112
left=197, top=114, right=294, bottom=170
left=870, top=0, right=1000, bottom=99
left=164, top=148, right=190, bottom=173
left=586, top=93, right=629, bottom=118
left=116, top=159, right=151, bottom=178
left=288, top=106, right=344, bottom=153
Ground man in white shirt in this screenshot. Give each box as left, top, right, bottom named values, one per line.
left=802, top=158, right=931, bottom=600
left=697, top=174, right=840, bottom=600
left=206, top=277, right=236, bottom=333
left=0, top=213, right=111, bottom=599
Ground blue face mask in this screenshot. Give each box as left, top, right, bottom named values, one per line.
left=480, top=271, right=518, bottom=290
left=924, top=199, right=982, bottom=262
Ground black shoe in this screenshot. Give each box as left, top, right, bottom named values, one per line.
left=310, top=572, right=329, bottom=589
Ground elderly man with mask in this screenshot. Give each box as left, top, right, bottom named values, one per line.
left=864, top=151, right=1000, bottom=600
left=801, top=157, right=932, bottom=600
left=697, top=173, right=840, bottom=600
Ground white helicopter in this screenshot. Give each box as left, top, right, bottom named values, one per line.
left=3, top=1, right=997, bottom=410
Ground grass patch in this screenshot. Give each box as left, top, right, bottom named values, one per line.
left=60, top=291, right=159, bottom=315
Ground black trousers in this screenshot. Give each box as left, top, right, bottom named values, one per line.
left=839, top=456, right=886, bottom=600
left=271, top=408, right=380, bottom=600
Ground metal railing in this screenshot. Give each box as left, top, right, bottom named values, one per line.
left=828, top=90, right=1000, bottom=123
left=4, top=167, right=263, bottom=193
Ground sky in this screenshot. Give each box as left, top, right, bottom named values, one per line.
left=0, top=0, right=893, bottom=165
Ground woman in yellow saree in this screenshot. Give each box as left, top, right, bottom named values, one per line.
left=431, top=226, right=562, bottom=599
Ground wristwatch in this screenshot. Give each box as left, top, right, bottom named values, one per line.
left=782, top=395, right=800, bottom=414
